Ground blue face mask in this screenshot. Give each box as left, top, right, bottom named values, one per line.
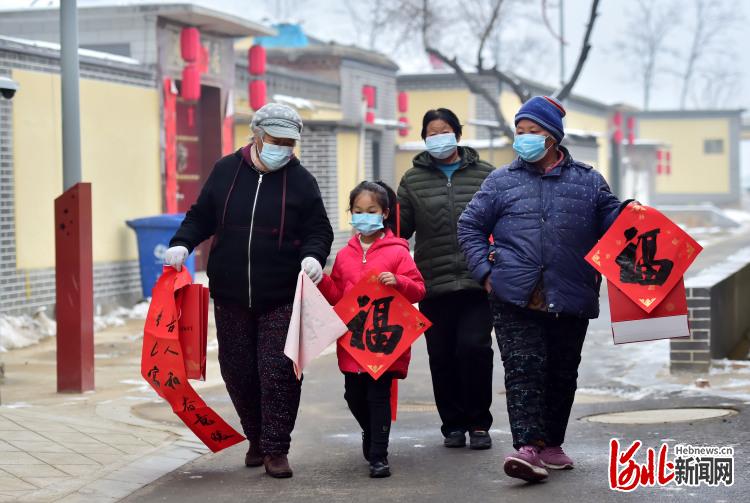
left=425, top=132, right=458, bottom=159
left=259, top=142, right=293, bottom=171
left=513, top=134, right=551, bottom=162
left=351, top=213, right=384, bottom=236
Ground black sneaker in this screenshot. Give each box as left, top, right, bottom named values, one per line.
left=443, top=430, right=466, bottom=448
left=369, top=458, right=391, bottom=478
left=362, top=431, right=371, bottom=462
left=469, top=430, right=492, bottom=450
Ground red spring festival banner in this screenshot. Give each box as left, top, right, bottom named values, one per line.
left=141, top=267, right=244, bottom=452
left=334, top=271, right=432, bottom=380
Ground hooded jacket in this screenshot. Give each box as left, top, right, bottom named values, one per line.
left=170, top=148, right=333, bottom=312
left=397, top=146, right=494, bottom=299
left=318, top=229, right=426, bottom=379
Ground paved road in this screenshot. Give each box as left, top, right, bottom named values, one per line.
left=124, top=290, right=748, bottom=502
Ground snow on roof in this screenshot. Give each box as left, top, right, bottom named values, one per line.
left=0, top=35, right=141, bottom=65
left=272, top=94, right=315, bottom=110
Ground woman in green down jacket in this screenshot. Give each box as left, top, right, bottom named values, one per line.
left=398, top=108, right=495, bottom=450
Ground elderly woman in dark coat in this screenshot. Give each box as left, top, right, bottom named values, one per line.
left=165, top=103, right=333, bottom=478
left=458, top=96, right=631, bottom=483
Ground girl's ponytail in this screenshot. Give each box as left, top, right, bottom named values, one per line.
left=374, top=181, right=399, bottom=236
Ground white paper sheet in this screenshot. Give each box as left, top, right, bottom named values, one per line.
left=284, top=271, right=348, bottom=379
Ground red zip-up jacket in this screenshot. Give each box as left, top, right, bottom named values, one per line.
left=318, top=229, right=426, bottom=378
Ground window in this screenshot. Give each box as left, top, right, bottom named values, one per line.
left=704, top=139, right=724, bottom=154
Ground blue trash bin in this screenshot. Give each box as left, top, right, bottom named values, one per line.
left=126, top=214, right=196, bottom=298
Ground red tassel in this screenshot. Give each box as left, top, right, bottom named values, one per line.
left=395, top=202, right=401, bottom=238
left=390, top=380, right=398, bottom=421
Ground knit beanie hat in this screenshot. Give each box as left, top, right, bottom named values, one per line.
left=514, top=96, right=566, bottom=143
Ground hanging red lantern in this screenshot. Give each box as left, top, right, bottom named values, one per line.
left=656, top=149, right=663, bottom=175
left=612, top=111, right=623, bottom=145
left=665, top=151, right=671, bottom=175
left=180, top=27, right=200, bottom=63
left=249, top=79, right=267, bottom=111
left=365, top=111, right=375, bottom=124
left=626, top=116, right=635, bottom=145
left=362, top=85, right=375, bottom=108
left=248, top=45, right=267, bottom=76
left=181, top=63, right=201, bottom=101
left=398, top=116, right=409, bottom=137
left=398, top=91, right=408, bottom=114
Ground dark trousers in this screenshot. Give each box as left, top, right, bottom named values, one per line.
left=214, top=301, right=301, bottom=455
left=490, top=298, right=588, bottom=449
left=420, top=289, right=494, bottom=436
left=344, top=373, right=393, bottom=460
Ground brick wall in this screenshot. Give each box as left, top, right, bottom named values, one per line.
left=670, top=287, right=712, bottom=373
left=0, top=45, right=153, bottom=316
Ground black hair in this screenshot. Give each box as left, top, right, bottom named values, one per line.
left=349, top=180, right=398, bottom=234
left=421, top=108, right=463, bottom=140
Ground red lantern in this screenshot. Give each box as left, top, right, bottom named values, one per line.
left=362, top=85, right=375, bottom=108
left=181, top=64, right=201, bottom=101
left=398, top=116, right=409, bottom=137
left=612, top=111, right=623, bottom=145
left=365, top=111, right=375, bottom=124
left=398, top=91, right=408, bottom=114
left=626, top=116, right=635, bottom=145
left=656, top=149, right=663, bottom=175
left=180, top=27, right=200, bottom=63
left=249, top=80, right=267, bottom=111
left=248, top=45, right=266, bottom=76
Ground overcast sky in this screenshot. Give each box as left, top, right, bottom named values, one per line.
left=3, top=0, right=749, bottom=112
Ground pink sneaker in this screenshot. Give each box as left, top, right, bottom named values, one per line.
left=539, top=445, right=574, bottom=470
left=503, top=446, right=549, bottom=482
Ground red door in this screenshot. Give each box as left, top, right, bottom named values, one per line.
left=176, top=85, right=222, bottom=271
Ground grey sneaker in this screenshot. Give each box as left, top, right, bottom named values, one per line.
left=443, top=430, right=466, bottom=448
left=469, top=430, right=492, bottom=450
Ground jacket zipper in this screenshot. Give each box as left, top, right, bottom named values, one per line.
left=445, top=173, right=460, bottom=285
left=247, top=173, right=264, bottom=308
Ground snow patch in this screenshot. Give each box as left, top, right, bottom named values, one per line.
left=0, top=309, right=56, bottom=352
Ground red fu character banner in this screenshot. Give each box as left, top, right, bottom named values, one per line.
left=334, top=271, right=432, bottom=379
left=141, top=267, right=244, bottom=452
left=585, top=203, right=702, bottom=313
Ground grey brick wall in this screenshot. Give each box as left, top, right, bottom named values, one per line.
left=0, top=45, right=153, bottom=316
left=670, top=287, right=712, bottom=373
left=300, top=125, right=339, bottom=231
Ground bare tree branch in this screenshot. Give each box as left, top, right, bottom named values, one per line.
left=477, top=0, right=504, bottom=70
left=425, top=46, right=514, bottom=138
left=554, top=0, right=600, bottom=101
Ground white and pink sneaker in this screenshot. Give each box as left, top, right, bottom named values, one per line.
left=503, top=445, right=549, bottom=482
left=539, top=445, right=574, bottom=470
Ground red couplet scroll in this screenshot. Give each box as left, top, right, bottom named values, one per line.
left=333, top=271, right=432, bottom=380
left=585, top=203, right=702, bottom=313
left=141, top=267, right=244, bottom=452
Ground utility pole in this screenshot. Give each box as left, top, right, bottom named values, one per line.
left=61, top=0, right=82, bottom=190
left=559, top=0, right=565, bottom=87
left=56, top=0, right=94, bottom=393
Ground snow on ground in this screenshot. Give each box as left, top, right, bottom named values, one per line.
left=0, top=301, right=149, bottom=352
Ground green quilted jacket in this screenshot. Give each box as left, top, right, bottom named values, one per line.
left=397, top=146, right=495, bottom=299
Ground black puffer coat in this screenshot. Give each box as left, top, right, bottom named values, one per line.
left=397, top=146, right=494, bottom=299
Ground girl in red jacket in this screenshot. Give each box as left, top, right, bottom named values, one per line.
left=318, top=181, right=426, bottom=479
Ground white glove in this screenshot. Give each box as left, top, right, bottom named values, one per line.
left=301, top=257, right=323, bottom=285
left=164, top=245, right=189, bottom=271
